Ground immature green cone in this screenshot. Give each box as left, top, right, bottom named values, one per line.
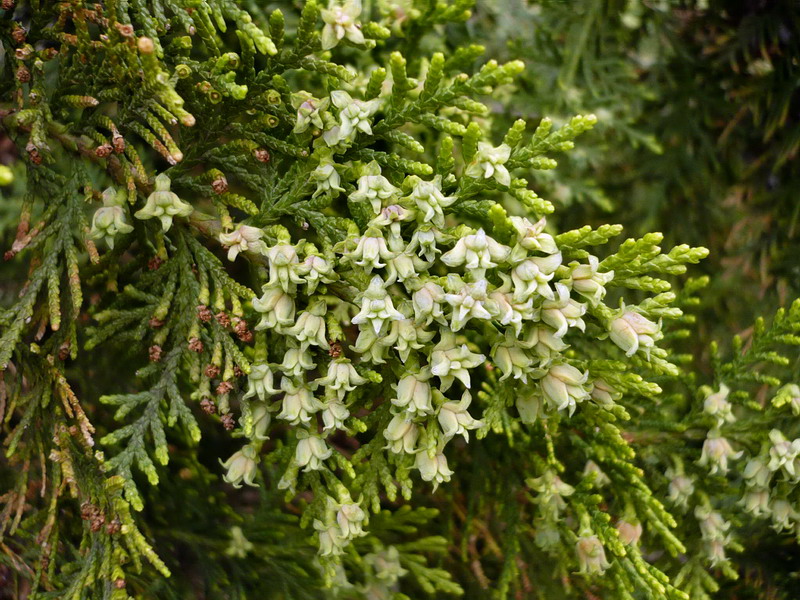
left=219, top=224, right=267, bottom=261
left=323, top=90, right=381, bottom=146
left=295, top=430, right=332, bottom=472
left=90, top=187, right=134, bottom=249
left=575, top=532, right=611, bottom=575
left=414, top=447, right=453, bottom=489
left=220, top=445, right=260, bottom=488
left=465, top=142, right=512, bottom=186
left=292, top=91, right=330, bottom=134
left=134, top=174, right=193, bottom=231
left=609, top=308, right=662, bottom=358
left=320, top=0, right=365, bottom=51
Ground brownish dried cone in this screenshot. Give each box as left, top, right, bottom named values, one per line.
left=215, top=311, right=231, bottom=328
left=148, top=256, right=164, bottom=271
left=329, top=341, right=343, bottom=358
left=149, top=317, right=164, bottom=328
left=216, top=380, right=234, bottom=395
left=254, top=148, right=271, bottom=163
left=114, top=579, right=126, bottom=589
left=94, top=144, right=113, bottom=158
left=200, top=397, right=216, bottom=414
left=11, top=25, right=26, bottom=44
left=148, top=345, right=162, bottom=362
left=197, top=304, right=213, bottom=322
left=233, top=318, right=253, bottom=342
left=211, top=175, right=228, bottom=194
left=204, top=364, right=220, bottom=378
left=16, top=66, right=31, bottom=83
left=233, top=365, right=244, bottom=378
left=112, top=134, right=125, bottom=153
left=106, top=519, right=122, bottom=535
left=115, top=23, right=134, bottom=37
left=79, top=502, right=106, bottom=531
left=188, top=337, right=203, bottom=352
left=92, top=515, right=107, bottom=533
left=221, top=413, right=235, bottom=430
left=80, top=501, right=95, bottom=520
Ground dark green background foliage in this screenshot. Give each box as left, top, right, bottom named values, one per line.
left=1, top=0, right=799, bottom=599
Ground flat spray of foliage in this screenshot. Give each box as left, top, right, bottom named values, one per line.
left=0, top=0, right=798, bottom=598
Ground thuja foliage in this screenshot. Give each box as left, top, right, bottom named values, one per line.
left=469, top=0, right=800, bottom=339
left=0, top=1, right=798, bottom=599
